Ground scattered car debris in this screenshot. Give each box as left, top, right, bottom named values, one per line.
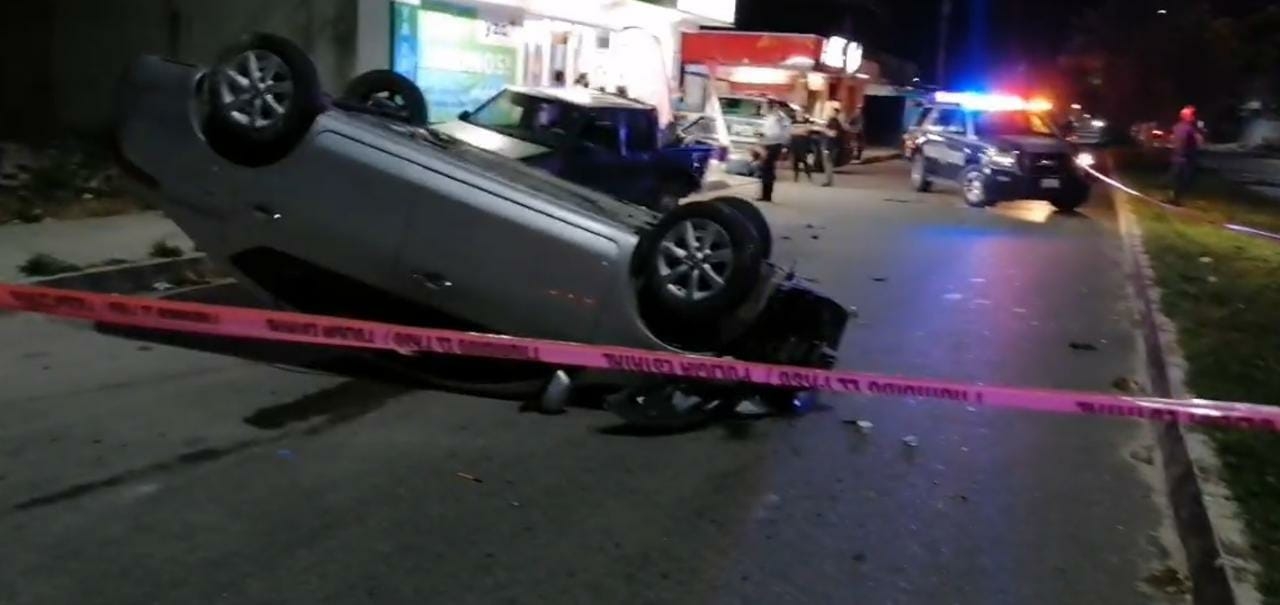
left=902, top=435, right=920, bottom=447
left=1111, top=376, right=1142, bottom=394
left=1128, top=447, right=1155, bottom=466
left=1069, top=341, right=1099, bottom=351
left=456, top=472, right=483, bottom=484
left=1142, top=566, right=1191, bottom=596
left=842, top=419, right=875, bottom=432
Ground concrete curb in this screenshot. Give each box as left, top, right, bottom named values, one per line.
left=18, top=254, right=222, bottom=294
left=854, top=152, right=904, bottom=166
left=1115, top=193, right=1263, bottom=605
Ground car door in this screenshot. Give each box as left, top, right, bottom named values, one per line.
left=919, top=107, right=966, bottom=179
left=935, top=108, right=971, bottom=180
left=562, top=112, right=629, bottom=198
left=230, top=130, right=415, bottom=293
left=391, top=150, right=618, bottom=343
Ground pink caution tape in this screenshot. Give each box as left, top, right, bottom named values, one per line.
left=2, top=283, right=1277, bottom=432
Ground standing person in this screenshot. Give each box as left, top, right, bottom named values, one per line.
left=821, top=106, right=847, bottom=187
left=552, top=70, right=566, bottom=87
left=789, top=112, right=814, bottom=182
left=1169, top=105, right=1204, bottom=205
left=847, top=105, right=866, bottom=161
left=757, top=100, right=789, bottom=202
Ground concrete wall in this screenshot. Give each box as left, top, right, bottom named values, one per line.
left=2, top=0, right=390, bottom=139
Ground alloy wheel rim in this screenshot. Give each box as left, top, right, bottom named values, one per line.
left=217, top=50, right=294, bottom=130
left=656, top=218, right=733, bottom=302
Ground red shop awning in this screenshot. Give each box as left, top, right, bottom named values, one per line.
left=681, top=31, right=824, bottom=70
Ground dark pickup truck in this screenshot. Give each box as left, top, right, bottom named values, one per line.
left=434, top=87, right=717, bottom=212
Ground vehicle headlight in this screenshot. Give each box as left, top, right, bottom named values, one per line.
left=985, top=151, right=1018, bottom=169
left=1076, top=151, right=1096, bottom=168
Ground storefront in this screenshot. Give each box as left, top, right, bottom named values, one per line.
left=679, top=30, right=880, bottom=121
left=382, top=0, right=734, bottom=123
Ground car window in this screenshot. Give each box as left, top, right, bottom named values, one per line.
left=581, top=119, right=621, bottom=151
left=620, top=110, right=658, bottom=155
left=928, top=108, right=966, bottom=134
left=721, top=97, right=766, bottom=118
left=464, top=89, right=582, bottom=148
left=973, top=111, right=1057, bottom=137
left=913, top=107, right=934, bottom=128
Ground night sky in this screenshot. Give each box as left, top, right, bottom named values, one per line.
left=734, top=0, right=1106, bottom=87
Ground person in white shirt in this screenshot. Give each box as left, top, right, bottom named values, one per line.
left=757, top=101, right=790, bottom=201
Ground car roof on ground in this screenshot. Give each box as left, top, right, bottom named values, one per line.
left=507, top=86, right=654, bottom=110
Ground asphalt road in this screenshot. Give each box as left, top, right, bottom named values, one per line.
left=0, top=161, right=1188, bottom=605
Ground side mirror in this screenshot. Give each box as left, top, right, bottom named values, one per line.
left=458, top=110, right=471, bottom=121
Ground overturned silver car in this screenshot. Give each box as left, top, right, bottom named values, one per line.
left=115, top=33, right=851, bottom=428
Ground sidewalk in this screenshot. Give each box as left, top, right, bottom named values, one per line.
left=701, top=146, right=902, bottom=192
left=0, top=212, right=190, bottom=282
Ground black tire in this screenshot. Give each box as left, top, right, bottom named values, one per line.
left=203, top=33, right=324, bottom=167
left=636, top=201, right=765, bottom=323
left=1050, top=193, right=1088, bottom=212
left=960, top=165, right=990, bottom=208
left=710, top=196, right=773, bottom=260
left=910, top=153, right=933, bottom=192
left=341, top=69, right=427, bottom=126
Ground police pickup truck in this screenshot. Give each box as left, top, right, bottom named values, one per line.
left=904, top=93, right=1094, bottom=211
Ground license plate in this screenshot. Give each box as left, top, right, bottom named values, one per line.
left=1040, top=178, right=1061, bottom=189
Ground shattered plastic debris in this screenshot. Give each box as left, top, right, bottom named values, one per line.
left=1069, top=341, right=1099, bottom=351
left=902, top=435, right=920, bottom=447
left=456, top=472, right=483, bottom=484
left=1112, top=377, right=1142, bottom=394
left=843, top=419, right=874, bottom=432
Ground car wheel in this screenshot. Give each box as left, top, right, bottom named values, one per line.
left=637, top=201, right=766, bottom=324
left=709, top=196, right=773, bottom=260
left=203, top=33, right=324, bottom=167
left=960, top=166, right=990, bottom=208
left=1050, top=194, right=1087, bottom=212
left=341, top=69, right=427, bottom=126
left=910, top=154, right=933, bottom=192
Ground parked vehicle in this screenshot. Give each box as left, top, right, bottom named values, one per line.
left=432, top=86, right=716, bottom=213
left=115, top=33, right=851, bottom=429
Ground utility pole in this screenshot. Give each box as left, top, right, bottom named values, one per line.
left=936, top=0, right=953, bottom=87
